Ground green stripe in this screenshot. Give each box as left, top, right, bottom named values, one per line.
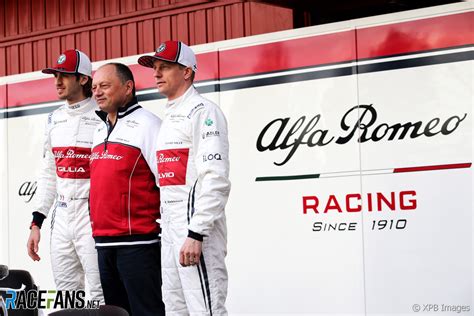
left=255, top=173, right=320, bottom=182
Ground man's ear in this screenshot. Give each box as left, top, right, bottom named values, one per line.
left=126, top=80, right=134, bottom=95
left=79, top=75, right=89, bottom=86
left=184, top=67, right=193, bottom=81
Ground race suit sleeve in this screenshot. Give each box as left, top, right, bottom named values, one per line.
left=141, top=113, right=162, bottom=184
left=31, top=113, right=57, bottom=227
left=188, top=102, right=231, bottom=237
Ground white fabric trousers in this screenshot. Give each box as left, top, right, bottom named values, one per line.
left=161, top=219, right=228, bottom=316
left=50, top=198, right=103, bottom=303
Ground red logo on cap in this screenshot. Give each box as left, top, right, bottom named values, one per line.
left=154, top=41, right=179, bottom=62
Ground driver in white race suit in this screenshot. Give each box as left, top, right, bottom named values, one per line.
left=26, top=49, right=104, bottom=303
left=138, top=40, right=231, bottom=315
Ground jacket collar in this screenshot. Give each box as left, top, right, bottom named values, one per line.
left=165, top=85, right=196, bottom=110
left=95, top=96, right=141, bottom=122
left=65, top=97, right=95, bottom=116
left=118, top=96, right=141, bottom=119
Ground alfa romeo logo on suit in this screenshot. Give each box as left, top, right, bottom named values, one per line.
left=57, top=54, right=66, bottom=64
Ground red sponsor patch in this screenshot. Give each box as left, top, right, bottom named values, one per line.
left=52, top=147, right=92, bottom=179
left=156, top=148, right=189, bottom=186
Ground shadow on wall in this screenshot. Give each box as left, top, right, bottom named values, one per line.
left=369, top=29, right=431, bottom=57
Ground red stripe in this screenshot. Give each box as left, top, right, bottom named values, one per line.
left=7, top=77, right=56, bottom=108
left=0, top=85, right=6, bottom=109
left=394, top=163, right=472, bottom=173
left=3, top=11, right=472, bottom=108
left=357, top=12, right=473, bottom=59
left=195, top=51, right=219, bottom=82
left=129, top=64, right=157, bottom=92
left=219, top=30, right=356, bottom=79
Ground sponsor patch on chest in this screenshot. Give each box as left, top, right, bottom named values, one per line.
left=156, top=148, right=189, bottom=186
left=53, top=147, right=92, bottom=179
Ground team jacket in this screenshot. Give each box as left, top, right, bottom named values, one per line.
left=32, top=98, right=102, bottom=226
left=89, top=98, right=162, bottom=247
left=156, top=86, right=231, bottom=240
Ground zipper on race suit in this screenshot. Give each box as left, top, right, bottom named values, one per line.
left=104, top=118, right=116, bottom=151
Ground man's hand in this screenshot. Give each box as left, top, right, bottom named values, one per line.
left=27, top=226, right=41, bottom=261
left=179, top=238, right=202, bottom=267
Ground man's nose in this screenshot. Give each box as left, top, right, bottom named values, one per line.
left=93, top=88, right=102, bottom=97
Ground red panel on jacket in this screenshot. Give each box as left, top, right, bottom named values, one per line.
left=90, top=142, right=160, bottom=237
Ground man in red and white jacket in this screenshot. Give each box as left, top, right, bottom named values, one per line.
left=138, top=41, right=231, bottom=315
left=90, top=62, right=165, bottom=316
left=27, top=49, right=104, bottom=303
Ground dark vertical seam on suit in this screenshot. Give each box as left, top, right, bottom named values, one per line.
left=200, top=255, right=213, bottom=316
left=190, top=180, right=198, bottom=217
left=187, top=188, right=192, bottom=224
left=50, top=204, right=57, bottom=232
left=197, top=265, right=208, bottom=310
